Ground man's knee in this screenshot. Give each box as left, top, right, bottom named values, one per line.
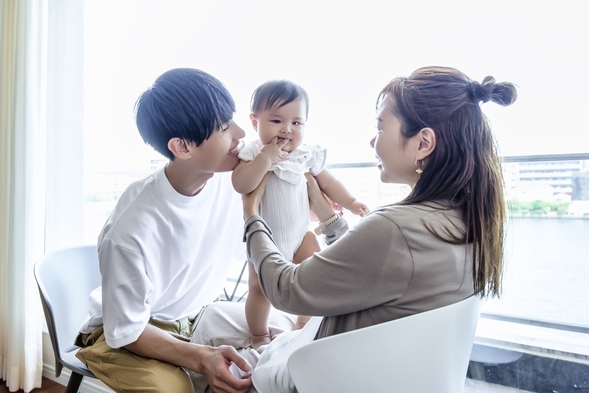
left=191, top=302, right=295, bottom=349
left=105, top=361, right=193, bottom=393
left=191, top=302, right=251, bottom=348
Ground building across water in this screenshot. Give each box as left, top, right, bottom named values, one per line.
left=503, top=158, right=589, bottom=203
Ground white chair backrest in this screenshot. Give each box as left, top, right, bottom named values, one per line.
left=34, top=245, right=101, bottom=355
left=288, top=296, right=483, bottom=393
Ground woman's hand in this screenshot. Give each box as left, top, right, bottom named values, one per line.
left=242, top=172, right=273, bottom=219
left=305, top=172, right=340, bottom=223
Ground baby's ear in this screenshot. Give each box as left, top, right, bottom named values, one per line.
left=249, top=114, right=259, bottom=131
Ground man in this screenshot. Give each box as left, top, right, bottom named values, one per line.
left=75, top=68, right=292, bottom=393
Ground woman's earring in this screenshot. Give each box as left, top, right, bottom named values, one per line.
left=415, top=160, right=423, bottom=174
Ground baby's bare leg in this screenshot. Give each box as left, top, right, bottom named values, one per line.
left=292, top=231, right=321, bottom=264
left=292, top=231, right=321, bottom=329
left=245, top=261, right=272, bottom=349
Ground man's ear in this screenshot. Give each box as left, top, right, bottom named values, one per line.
left=416, top=127, right=436, bottom=160
left=167, top=138, right=192, bottom=160
left=249, top=114, right=259, bottom=131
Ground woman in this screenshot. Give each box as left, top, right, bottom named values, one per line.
left=194, top=66, right=517, bottom=393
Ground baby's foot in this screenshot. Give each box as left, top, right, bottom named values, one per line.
left=294, top=318, right=310, bottom=330
left=250, top=333, right=271, bottom=350
left=294, top=322, right=306, bottom=330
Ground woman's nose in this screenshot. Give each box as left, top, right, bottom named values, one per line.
left=369, top=136, right=375, bottom=149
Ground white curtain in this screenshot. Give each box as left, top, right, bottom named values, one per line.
left=0, top=0, right=48, bottom=391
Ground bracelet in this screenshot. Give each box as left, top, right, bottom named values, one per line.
left=314, top=214, right=340, bottom=235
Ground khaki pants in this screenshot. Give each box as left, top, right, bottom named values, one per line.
left=76, top=302, right=295, bottom=393
left=75, top=312, right=203, bottom=393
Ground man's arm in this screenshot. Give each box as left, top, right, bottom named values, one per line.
left=125, top=324, right=252, bottom=393
left=100, top=240, right=251, bottom=393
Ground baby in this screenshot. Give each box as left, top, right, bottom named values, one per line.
left=232, top=80, right=369, bottom=348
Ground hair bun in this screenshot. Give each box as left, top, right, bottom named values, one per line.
left=471, top=77, right=494, bottom=103
left=471, top=76, right=517, bottom=106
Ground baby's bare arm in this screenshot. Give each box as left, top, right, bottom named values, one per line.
left=232, top=158, right=272, bottom=194
left=314, top=169, right=356, bottom=209
left=314, top=169, right=369, bottom=216
left=232, top=137, right=289, bottom=194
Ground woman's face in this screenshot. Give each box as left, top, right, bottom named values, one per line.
left=370, top=100, right=421, bottom=185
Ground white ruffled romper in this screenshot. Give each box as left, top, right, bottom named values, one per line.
left=239, top=140, right=327, bottom=262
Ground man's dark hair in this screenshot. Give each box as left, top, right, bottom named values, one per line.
left=134, top=68, right=235, bottom=160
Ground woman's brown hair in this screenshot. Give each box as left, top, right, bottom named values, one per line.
left=378, top=66, right=517, bottom=297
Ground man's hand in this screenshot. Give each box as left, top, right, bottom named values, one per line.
left=200, top=345, right=252, bottom=393
left=259, top=136, right=290, bottom=165
left=124, top=324, right=252, bottom=393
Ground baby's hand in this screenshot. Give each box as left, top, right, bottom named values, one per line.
left=349, top=200, right=370, bottom=217
left=259, top=136, right=290, bottom=165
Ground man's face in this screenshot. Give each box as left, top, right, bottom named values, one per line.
left=191, top=121, right=246, bottom=173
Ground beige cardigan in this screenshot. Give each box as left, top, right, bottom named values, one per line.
left=244, top=203, right=475, bottom=339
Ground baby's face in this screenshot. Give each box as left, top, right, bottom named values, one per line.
left=250, top=99, right=306, bottom=152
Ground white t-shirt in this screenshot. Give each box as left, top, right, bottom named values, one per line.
left=79, top=167, right=244, bottom=348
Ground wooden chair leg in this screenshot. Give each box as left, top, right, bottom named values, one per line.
left=65, top=372, right=84, bottom=393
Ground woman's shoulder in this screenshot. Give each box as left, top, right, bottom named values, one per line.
left=369, top=202, right=464, bottom=230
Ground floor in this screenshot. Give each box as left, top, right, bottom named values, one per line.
left=464, top=378, right=534, bottom=393
left=0, top=378, right=64, bottom=393
left=1, top=376, right=534, bottom=393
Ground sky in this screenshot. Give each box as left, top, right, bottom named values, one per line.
left=82, top=0, right=589, bottom=172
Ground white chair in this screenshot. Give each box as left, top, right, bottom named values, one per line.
left=468, top=343, right=523, bottom=380
left=34, top=245, right=102, bottom=393
left=287, top=296, right=483, bottom=393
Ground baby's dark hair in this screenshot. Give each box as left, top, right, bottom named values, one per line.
left=134, top=68, right=235, bottom=160
left=250, top=80, right=309, bottom=119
